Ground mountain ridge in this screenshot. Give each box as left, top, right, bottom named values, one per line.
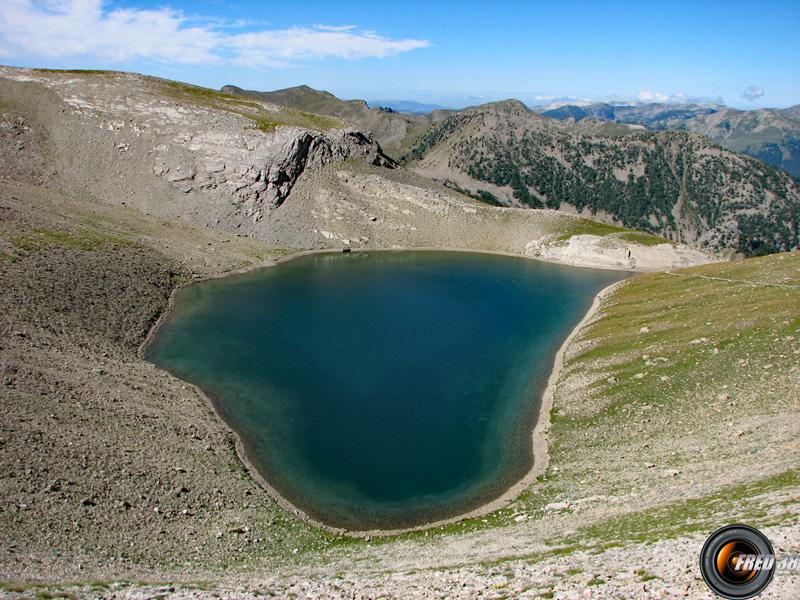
left=539, top=101, right=800, bottom=176
left=221, top=83, right=800, bottom=255
left=402, top=103, right=800, bottom=254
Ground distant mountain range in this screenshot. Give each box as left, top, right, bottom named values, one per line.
left=222, top=84, right=800, bottom=254
left=366, top=100, right=453, bottom=113
left=538, top=102, right=800, bottom=177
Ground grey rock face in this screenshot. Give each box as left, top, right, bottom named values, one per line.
left=0, top=67, right=396, bottom=236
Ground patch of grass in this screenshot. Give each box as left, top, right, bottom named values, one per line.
left=154, top=79, right=341, bottom=134
left=557, top=218, right=629, bottom=240
left=615, top=231, right=672, bottom=246
left=556, top=218, right=671, bottom=245
left=35, top=68, right=120, bottom=76
left=255, top=118, right=280, bottom=133
left=35, top=592, right=76, bottom=600
left=8, top=228, right=132, bottom=253
left=285, top=109, right=341, bottom=132
left=557, top=470, right=797, bottom=550
left=587, top=576, right=605, bottom=586
left=159, top=81, right=262, bottom=109
left=0, top=582, right=35, bottom=593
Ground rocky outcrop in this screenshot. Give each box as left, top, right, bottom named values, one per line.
left=152, top=127, right=397, bottom=223
left=526, top=234, right=714, bottom=271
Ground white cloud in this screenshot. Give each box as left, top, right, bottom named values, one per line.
left=741, top=85, right=765, bottom=102
left=226, top=27, right=429, bottom=66
left=0, top=0, right=429, bottom=67
left=637, top=90, right=724, bottom=105
left=637, top=90, right=671, bottom=103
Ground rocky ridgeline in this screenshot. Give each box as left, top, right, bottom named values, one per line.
left=153, top=127, right=397, bottom=223
left=0, top=67, right=396, bottom=233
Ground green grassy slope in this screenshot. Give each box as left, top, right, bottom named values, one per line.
left=528, top=251, right=799, bottom=550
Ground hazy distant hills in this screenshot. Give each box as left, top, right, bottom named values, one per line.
left=366, top=100, right=452, bottom=113
left=539, top=102, right=721, bottom=126
left=540, top=102, right=800, bottom=177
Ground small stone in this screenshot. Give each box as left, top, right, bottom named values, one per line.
left=544, top=501, right=572, bottom=511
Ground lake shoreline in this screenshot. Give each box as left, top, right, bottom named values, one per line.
left=139, top=247, right=631, bottom=537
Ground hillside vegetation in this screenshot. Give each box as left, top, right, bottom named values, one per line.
left=405, top=104, right=800, bottom=255
left=541, top=101, right=800, bottom=177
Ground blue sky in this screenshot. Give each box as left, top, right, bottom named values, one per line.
left=1, top=0, right=798, bottom=108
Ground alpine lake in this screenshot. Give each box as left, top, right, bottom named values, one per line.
left=145, top=251, right=624, bottom=530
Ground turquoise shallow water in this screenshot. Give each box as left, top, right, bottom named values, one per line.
left=145, top=251, right=623, bottom=529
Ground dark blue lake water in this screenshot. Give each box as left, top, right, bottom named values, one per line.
left=145, top=251, right=622, bottom=529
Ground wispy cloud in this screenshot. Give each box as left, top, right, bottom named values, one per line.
left=741, top=85, right=765, bottom=102
left=0, top=0, right=429, bottom=67
left=226, top=27, right=429, bottom=66
left=637, top=90, right=724, bottom=104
